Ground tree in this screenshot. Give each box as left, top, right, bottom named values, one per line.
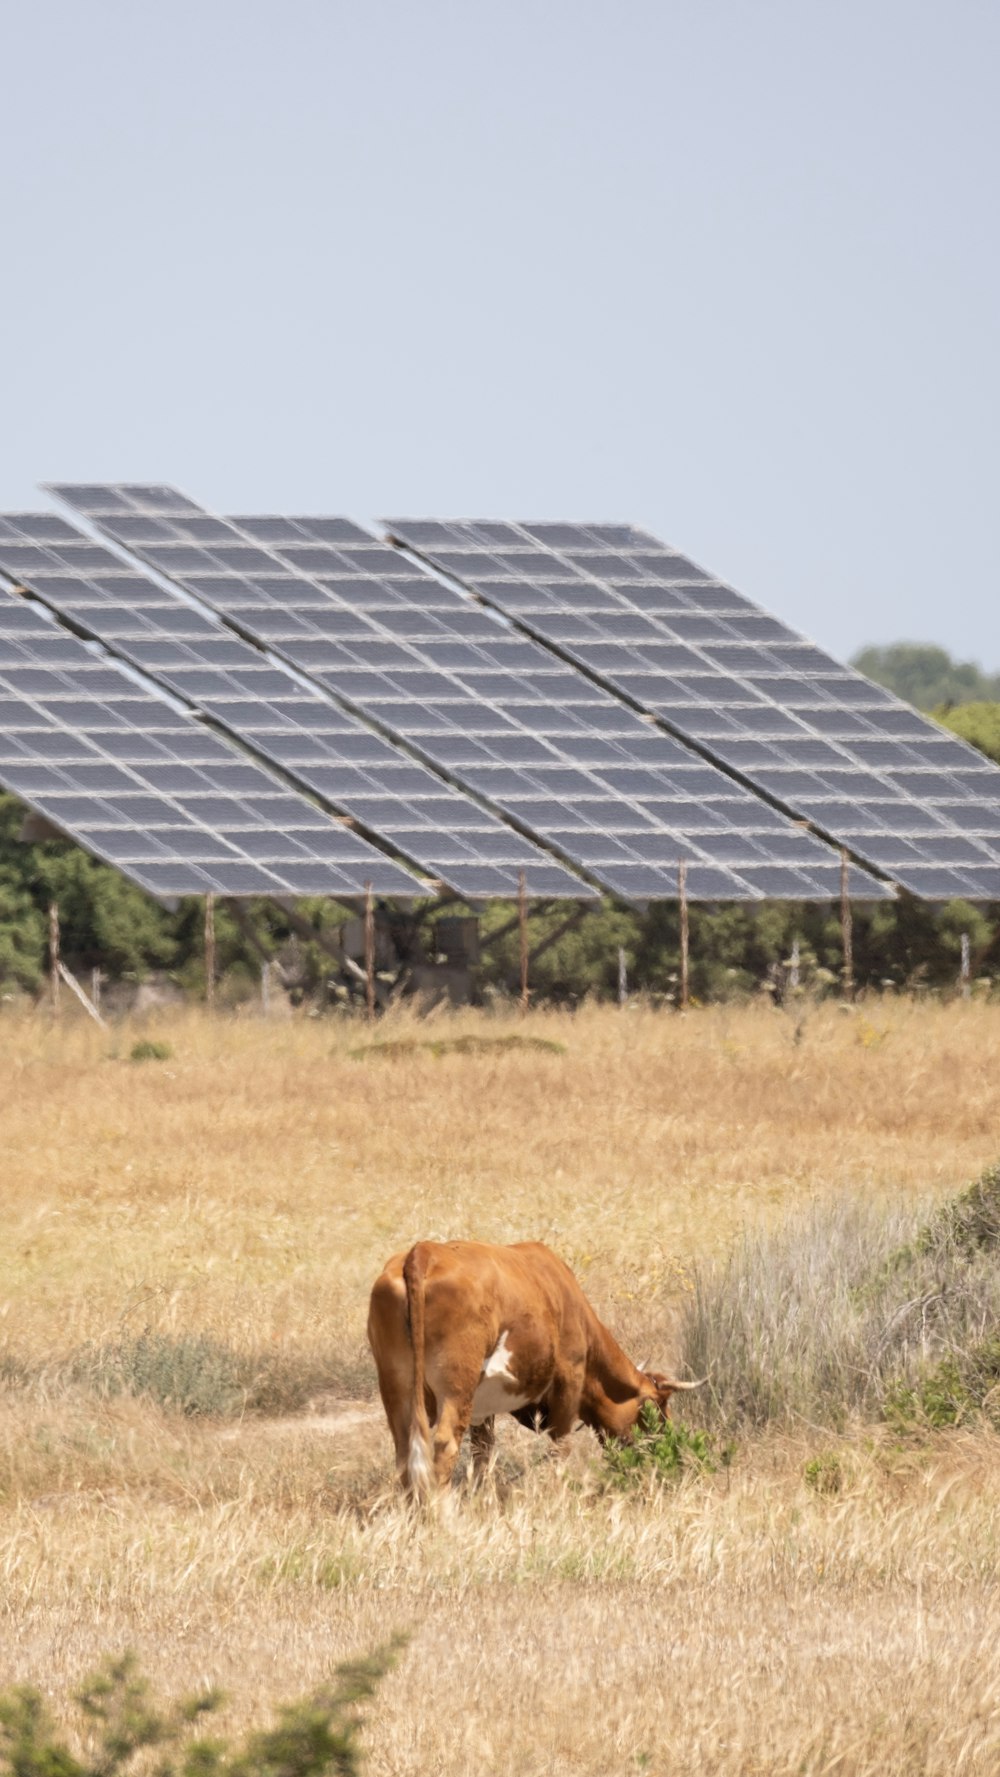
left=935, top=702, right=1000, bottom=766
left=850, top=643, right=1000, bottom=712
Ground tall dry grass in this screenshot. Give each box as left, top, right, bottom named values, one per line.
left=3, top=997, right=1000, bottom=1773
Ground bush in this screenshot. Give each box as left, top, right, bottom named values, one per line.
left=69, top=1332, right=249, bottom=1417
left=0, top=1645, right=404, bottom=1777
left=677, top=1161, right=1000, bottom=1435
left=601, top=1402, right=718, bottom=1488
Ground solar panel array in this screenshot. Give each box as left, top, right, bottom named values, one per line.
left=47, top=484, right=884, bottom=903
left=382, top=520, right=1000, bottom=902
left=0, top=512, right=582, bottom=902
left=0, top=579, right=420, bottom=900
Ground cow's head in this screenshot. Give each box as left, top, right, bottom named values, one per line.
left=636, top=1368, right=706, bottom=1425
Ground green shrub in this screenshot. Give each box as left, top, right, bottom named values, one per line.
left=885, top=1334, right=1000, bottom=1432
left=129, top=1040, right=172, bottom=1062
left=0, top=1645, right=403, bottom=1777
left=803, top=1451, right=847, bottom=1495
left=601, top=1402, right=719, bottom=1488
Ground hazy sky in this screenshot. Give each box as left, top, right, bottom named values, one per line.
left=4, top=2, right=998, bottom=667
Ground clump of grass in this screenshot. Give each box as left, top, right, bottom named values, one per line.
left=803, top=1450, right=848, bottom=1495
left=0, top=1346, right=32, bottom=1390
left=349, top=1033, right=565, bottom=1061
left=601, top=1402, right=719, bottom=1489
left=678, top=1161, right=1000, bottom=1435
left=0, top=1644, right=404, bottom=1777
left=68, top=1331, right=248, bottom=1417
left=129, top=1039, right=172, bottom=1062
left=65, top=1332, right=362, bottom=1419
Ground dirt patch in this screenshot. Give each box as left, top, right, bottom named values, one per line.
left=217, top=1400, right=380, bottom=1440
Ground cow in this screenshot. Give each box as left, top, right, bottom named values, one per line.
left=366, top=1238, right=704, bottom=1497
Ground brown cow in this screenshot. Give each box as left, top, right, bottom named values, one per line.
left=367, top=1238, right=704, bottom=1496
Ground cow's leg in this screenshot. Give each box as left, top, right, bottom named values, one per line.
left=469, top=1416, right=496, bottom=1485
left=543, top=1367, right=584, bottom=1444
left=430, top=1393, right=475, bottom=1489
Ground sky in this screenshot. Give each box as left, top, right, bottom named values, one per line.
left=3, top=2, right=998, bottom=668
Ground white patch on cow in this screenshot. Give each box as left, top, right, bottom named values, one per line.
left=407, top=1426, right=432, bottom=1496
left=471, top=1329, right=531, bottom=1424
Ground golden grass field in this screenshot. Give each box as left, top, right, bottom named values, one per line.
left=3, top=997, right=1000, bottom=1774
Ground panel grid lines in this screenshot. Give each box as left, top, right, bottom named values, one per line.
left=2, top=511, right=587, bottom=901
left=381, top=517, right=1000, bottom=902
left=0, top=588, right=422, bottom=899
left=45, top=486, right=893, bottom=904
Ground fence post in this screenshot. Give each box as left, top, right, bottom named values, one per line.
left=789, top=936, right=800, bottom=992
left=49, top=901, right=60, bottom=1016
left=678, top=860, right=689, bottom=1011
left=617, top=945, right=628, bottom=1006
left=960, top=931, right=971, bottom=1000
left=518, top=870, right=529, bottom=1013
left=91, top=967, right=102, bottom=1015
left=261, top=959, right=271, bottom=1015
left=364, top=882, right=376, bottom=1020
left=204, top=893, right=216, bottom=1010
left=839, top=850, right=853, bottom=1000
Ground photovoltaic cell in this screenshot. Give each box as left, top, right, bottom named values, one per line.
left=0, top=513, right=580, bottom=902
left=0, top=590, right=421, bottom=900
left=50, top=486, right=890, bottom=903
left=382, top=518, right=1000, bottom=901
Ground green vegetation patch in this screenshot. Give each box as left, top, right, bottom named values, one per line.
left=349, top=1032, right=566, bottom=1061
left=601, top=1402, right=721, bottom=1489
left=129, top=1039, right=173, bottom=1062
left=886, top=1335, right=1000, bottom=1432
left=0, top=1645, right=404, bottom=1777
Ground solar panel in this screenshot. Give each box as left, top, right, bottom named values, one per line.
left=47, top=487, right=891, bottom=905
left=382, top=518, right=1000, bottom=901
left=0, top=514, right=582, bottom=903
left=0, top=591, right=421, bottom=900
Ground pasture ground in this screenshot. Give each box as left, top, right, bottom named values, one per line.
left=3, top=998, right=1000, bottom=1774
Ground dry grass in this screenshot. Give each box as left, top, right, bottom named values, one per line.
left=3, top=997, right=1000, bottom=1773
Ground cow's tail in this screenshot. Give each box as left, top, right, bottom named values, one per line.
left=402, top=1242, right=433, bottom=1499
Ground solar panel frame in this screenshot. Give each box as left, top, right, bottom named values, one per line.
left=48, top=486, right=893, bottom=904
left=382, top=517, right=1000, bottom=901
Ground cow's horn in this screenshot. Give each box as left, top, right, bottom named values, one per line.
left=662, top=1376, right=708, bottom=1391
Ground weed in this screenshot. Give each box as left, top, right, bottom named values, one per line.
left=601, top=1402, right=719, bottom=1488
left=129, top=1039, right=172, bottom=1062
left=803, top=1450, right=847, bottom=1495
left=0, top=1645, right=403, bottom=1777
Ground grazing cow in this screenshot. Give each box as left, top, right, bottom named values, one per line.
left=366, top=1238, right=704, bottom=1496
